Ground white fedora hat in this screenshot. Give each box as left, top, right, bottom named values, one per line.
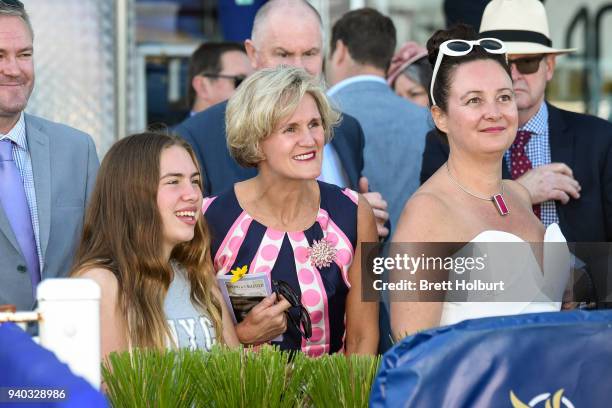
left=479, top=0, right=576, bottom=55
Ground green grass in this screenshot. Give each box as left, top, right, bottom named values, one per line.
left=102, top=346, right=381, bottom=408
left=102, top=348, right=196, bottom=408
left=301, top=354, right=381, bottom=408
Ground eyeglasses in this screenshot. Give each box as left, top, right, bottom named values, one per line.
left=430, top=38, right=507, bottom=106
left=508, top=55, right=545, bottom=75
left=272, top=280, right=312, bottom=340
left=0, top=0, right=24, bottom=8
left=199, top=73, right=246, bottom=89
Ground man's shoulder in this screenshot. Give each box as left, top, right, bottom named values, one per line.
left=549, top=103, right=612, bottom=134
left=334, top=78, right=429, bottom=120
left=335, top=111, right=364, bottom=144
left=337, top=111, right=360, bottom=129
left=332, top=78, right=388, bottom=102
left=25, top=114, right=94, bottom=144
left=175, top=101, right=228, bottom=133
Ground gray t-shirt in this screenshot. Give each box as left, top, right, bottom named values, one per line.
left=165, top=262, right=217, bottom=351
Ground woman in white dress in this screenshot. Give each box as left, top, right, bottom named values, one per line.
left=390, top=24, right=569, bottom=339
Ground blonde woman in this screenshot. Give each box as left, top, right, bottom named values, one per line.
left=203, top=66, right=379, bottom=356
left=71, top=132, right=238, bottom=360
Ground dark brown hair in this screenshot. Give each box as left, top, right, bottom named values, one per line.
left=330, top=8, right=396, bottom=72
left=426, top=24, right=510, bottom=112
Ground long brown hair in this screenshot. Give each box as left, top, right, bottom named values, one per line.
left=71, top=132, right=223, bottom=349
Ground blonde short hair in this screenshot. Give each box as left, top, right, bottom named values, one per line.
left=226, top=66, right=340, bottom=168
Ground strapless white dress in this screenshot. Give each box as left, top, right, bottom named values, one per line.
left=439, top=223, right=571, bottom=326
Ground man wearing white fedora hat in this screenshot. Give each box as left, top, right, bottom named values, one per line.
left=479, top=0, right=612, bottom=243
left=421, top=0, right=612, bottom=242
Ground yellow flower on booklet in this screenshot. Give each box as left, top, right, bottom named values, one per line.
left=230, top=265, right=248, bottom=283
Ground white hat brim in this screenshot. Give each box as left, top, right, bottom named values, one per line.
left=504, top=41, right=577, bottom=55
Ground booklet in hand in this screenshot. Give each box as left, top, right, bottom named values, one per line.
left=218, top=268, right=283, bottom=342
left=217, top=270, right=272, bottom=324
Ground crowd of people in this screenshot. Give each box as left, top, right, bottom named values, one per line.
left=2, top=0, right=612, bottom=371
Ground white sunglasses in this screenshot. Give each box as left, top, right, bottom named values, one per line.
left=429, top=38, right=507, bottom=106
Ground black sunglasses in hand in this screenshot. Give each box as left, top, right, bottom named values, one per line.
left=272, top=280, right=312, bottom=340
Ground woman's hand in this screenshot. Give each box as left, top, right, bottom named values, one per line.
left=359, top=177, right=390, bottom=238
left=235, top=293, right=292, bottom=345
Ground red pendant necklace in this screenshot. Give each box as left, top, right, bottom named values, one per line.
left=445, top=163, right=509, bottom=216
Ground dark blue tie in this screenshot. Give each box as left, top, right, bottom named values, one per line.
left=0, top=139, right=40, bottom=294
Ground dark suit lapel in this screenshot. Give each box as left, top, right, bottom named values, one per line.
left=547, top=103, right=573, bottom=236
left=501, top=157, right=511, bottom=179
left=25, top=115, right=51, bottom=264
left=330, top=118, right=359, bottom=188
left=548, top=103, right=573, bottom=168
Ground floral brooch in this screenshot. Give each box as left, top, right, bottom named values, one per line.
left=308, top=238, right=337, bottom=269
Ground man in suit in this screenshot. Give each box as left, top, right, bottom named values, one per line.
left=0, top=1, right=99, bottom=310
left=186, top=42, right=253, bottom=115
left=175, top=0, right=390, bottom=237
left=326, top=8, right=431, bottom=229
left=421, top=0, right=612, bottom=243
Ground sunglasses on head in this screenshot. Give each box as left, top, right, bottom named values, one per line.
left=430, top=38, right=507, bottom=106
left=272, top=279, right=312, bottom=340
left=508, top=55, right=545, bottom=75
left=199, top=73, right=246, bottom=88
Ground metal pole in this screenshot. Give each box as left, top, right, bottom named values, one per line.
left=116, top=0, right=128, bottom=140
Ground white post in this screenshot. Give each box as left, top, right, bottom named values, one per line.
left=37, top=279, right=101, bottom=389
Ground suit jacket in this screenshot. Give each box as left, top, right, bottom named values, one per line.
left=329, top=79, right=431, bottom=229
left=419, top=103, right=612, bottom=242
left=0, top=114, right=99, bottom=310
left=174, top=100, right=365, bottom=196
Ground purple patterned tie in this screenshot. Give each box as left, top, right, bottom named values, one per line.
left=0, top=139, right=40, bottom=293
left=510, top=130, right=541, bottom=219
